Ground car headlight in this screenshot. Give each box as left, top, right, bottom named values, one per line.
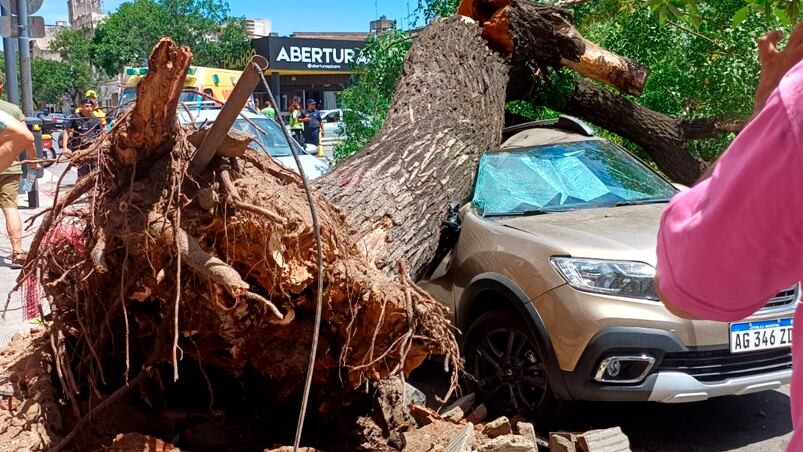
left=550, top=257, right=659, bottom=301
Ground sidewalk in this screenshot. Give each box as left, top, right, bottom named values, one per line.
left=0, top=166, right=72, bottom=347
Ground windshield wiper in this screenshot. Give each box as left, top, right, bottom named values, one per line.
left=484, top=209, right=553, bottom=218
left=614, top=198, right=672, bottom=207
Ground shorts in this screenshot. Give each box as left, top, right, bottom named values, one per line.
left=0, top=174, right=19, bottom=209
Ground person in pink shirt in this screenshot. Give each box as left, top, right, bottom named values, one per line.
left=657, top=24, right=803, bottom=450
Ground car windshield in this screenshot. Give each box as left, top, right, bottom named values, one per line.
left=227, top=117, right=294, bottom=157
left=473, top=140, right=677, bottom=216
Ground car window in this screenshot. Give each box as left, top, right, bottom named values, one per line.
left=229, top=117, right=294, bottom=157
left=473, top=140, right=677, bottom=216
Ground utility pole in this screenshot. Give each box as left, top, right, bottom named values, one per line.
left=1, top=3, right=19, bottom=104
left=16, top=0, right=33, bottom=115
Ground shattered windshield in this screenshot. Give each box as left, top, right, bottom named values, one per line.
left=472, top=140, right=677, bottom=216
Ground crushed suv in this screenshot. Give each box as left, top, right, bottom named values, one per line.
left=421, top=116, right=796, bottom=418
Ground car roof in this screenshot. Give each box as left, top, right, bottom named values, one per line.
left=499, top=115, right=602, bottom=150
left=177, top=106, right=265, bottom=124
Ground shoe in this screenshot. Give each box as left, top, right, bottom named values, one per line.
left=11, top=251, right=27, bottom=269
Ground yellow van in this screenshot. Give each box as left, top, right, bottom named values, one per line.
left=119, top=65, right=243, bottom=106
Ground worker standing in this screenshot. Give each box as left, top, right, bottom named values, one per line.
left=261, top=100, right=277, bottom=121
left=300, top=99, right=323, bottom=154
left=79, top=90, right=107, bottom=127
left=289, top=102, right=304, bottom=145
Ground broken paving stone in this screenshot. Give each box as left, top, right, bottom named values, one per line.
left=446, top=422, right=475, bottom=452
left=482, top=416, right=513, bottom=438
left=576, top=427, right=630, bottom=452
left=475, top=434, right=535, bottom=452
left=440, top=393, right=476, bottom=421
left=406, top=382, right=427, bottom=407
left=465, top=403, right=488, bottom=424
left=515, top=422, right=541, bottom=447
left=442, top=406, right=466, bottom=423
left=549, top=433, right=577, bottom=452
left=411, top=404, right=442, bottom=427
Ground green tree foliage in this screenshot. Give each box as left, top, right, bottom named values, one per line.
left=415, top=0, right=459, bottom=22
left=48, top=28, right=96, bottom=103
left=0, top=52, right=85, bottom=107
left=30, top=59, right=76, bottom=106
left=334, top=30, right=412, bottom=161
left=91, top=0, right=251, bottom=77
left=574, top=0, right=794, bottom=162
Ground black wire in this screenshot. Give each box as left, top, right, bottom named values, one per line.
left=254, top=64, right=325, bottom=452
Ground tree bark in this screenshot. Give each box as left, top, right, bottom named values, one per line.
left=111, top=38, right=192, bottom=166
left=316, top=16, right=509, bottom=278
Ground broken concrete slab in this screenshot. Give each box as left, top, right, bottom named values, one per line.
left=440, top=392, right=476, bottom=419
left=482, top=416, right=513, bottom=438
left=475, top=434, right=535, bottom=452
left=577, top=427, right=630, bottom=452
left=465, top=403, right=488, bottom=424
left=446, top=422, right=475, bottom=452
left=550, top=433, right=577, bottom=452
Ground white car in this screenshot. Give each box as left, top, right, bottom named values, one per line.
left=179, top=108, right=331, bottom=179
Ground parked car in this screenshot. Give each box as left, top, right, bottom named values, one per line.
left=178, top=107, right=331, bottom=179
left=421, top=116, right=795, bottom=420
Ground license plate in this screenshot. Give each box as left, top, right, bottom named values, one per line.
left=730, top=318, right=793, bottom=353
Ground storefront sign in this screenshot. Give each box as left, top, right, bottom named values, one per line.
left=253, top=36, right=367, bottom=72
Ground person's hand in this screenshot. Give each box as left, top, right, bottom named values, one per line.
left=61, top=148, right=72, bottom=159
left=754, top=23, right=803, bottom=113
left=27, top=161, right=41, bottom=171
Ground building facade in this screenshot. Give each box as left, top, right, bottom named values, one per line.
left=68, top=0, right=105, bottom=31
left=251, top=32, right=369, bottom=112
left=31, top=21, right=68, bottom=61
left=244, top=19, right=271, bottom=39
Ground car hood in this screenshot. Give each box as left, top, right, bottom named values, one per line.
left=274, top=155, right=331, bottom=180
left=496, top=203, right=666, bottom=266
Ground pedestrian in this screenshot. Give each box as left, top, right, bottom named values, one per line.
left=261, top=100, right=277, bottom=121
left=289, top=102, right=304, bottom=145
left=0, top=79, right=37, bottom=268
left=78, top=90, right=107, bottom=127
left=656, top=24, right=803, bottom=450
left=62, top=98, right=103, bottom=179
left=300, top=99, right=324, bottom=152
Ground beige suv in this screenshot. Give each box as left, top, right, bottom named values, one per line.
left=422, top=117, right=796, bottom=418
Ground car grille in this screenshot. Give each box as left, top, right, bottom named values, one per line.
left=758, top=284, right=800, bottom=312
left=658, top=348, right=792, bottom=383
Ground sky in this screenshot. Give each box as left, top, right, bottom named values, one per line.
left=39, top=0, right=420, bottom=36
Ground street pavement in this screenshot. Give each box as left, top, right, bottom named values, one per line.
left=0, top=162, right=75, bottom=347
left=410, top=360, right=793, bottom=452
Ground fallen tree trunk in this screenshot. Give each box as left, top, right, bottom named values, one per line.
left=316, top=16, right=509, bottom=278
left=22, top=38, right=462, bottom=449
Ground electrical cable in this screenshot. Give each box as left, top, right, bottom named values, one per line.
left=254, top=64, right=325, bottom=452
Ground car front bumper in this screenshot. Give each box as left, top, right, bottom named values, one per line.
left=559, top=327, right=793, bottom=403
left=647, top=369, right=790, bottom=403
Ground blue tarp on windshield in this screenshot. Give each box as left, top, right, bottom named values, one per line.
left=473, top=141, right=676, bottom=215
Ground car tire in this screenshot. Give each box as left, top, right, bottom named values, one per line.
left=463, top=309, right=560, bottom=422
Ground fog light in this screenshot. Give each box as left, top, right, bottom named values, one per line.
left=594, top=355, right=655, bottom=384
left=607, top=359, right=621, bottom=377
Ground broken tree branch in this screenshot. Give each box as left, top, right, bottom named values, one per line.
left=459, top=0, right=650, bottom=95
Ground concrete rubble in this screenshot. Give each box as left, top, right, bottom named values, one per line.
left=401, top=389, right=631, bottom=452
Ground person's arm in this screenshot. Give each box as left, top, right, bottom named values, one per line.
left=61, top=121, right=72, bottom=156
left=0, top=110, right=34, bottom=173
left=318, top=115, right=324, bottom=137
left=657, top=62, right=803, bottom=321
